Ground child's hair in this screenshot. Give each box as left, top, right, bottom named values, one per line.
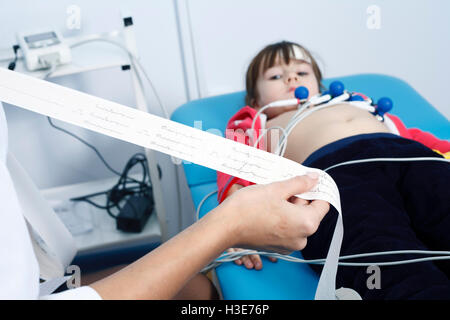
left=245, top=41, right=323, bottom=107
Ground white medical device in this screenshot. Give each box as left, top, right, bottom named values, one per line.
left=16, top=29, right=71, bottom=71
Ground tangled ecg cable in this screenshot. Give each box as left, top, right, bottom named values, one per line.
left=0, top=67, right=342, bottom=300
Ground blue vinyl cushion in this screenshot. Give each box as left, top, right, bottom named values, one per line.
left=171, top=74, right=450, bottom=299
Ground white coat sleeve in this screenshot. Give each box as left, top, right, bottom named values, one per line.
left=0, top=103, right=40, bottom=299
left=41, top=286, right=102, bottom=300
left=1, top=103, right=102, bottom=300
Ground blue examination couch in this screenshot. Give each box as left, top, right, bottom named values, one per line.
left=171, top=74, right=450, bottom=299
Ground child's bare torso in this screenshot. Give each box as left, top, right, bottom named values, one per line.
left=266, top=103, right=391, bottom=164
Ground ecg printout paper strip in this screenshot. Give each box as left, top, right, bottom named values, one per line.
left=0, top=68, right=340, bottom=210
left=0, top=67, right=342, bottom=299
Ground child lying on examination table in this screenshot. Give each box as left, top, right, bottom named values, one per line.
left=217, top=41, right=450, bottom=299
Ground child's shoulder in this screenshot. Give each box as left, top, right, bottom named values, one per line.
left=228, top=106, right=257, bottom=123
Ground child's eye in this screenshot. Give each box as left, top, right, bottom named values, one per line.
left=269, top=75, right=282, bottom=80
left=297, top=72, right=308, bottom=77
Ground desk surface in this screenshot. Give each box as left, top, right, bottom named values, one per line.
left=41, top=175, right=161, bottom=255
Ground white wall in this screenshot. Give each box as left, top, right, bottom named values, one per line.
left=0, top=0, right=187, bottom=189
left=181, top=0, right=450, bottom=119
left=0, top=0, right=189, bottom=237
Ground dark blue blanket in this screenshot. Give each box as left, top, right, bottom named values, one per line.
left=302, top=133, right=450, bottom=299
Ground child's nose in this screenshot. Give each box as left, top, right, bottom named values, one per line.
left=286, top=74, right=299, bottom=84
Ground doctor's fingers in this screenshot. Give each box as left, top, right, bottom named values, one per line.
left=308, top=199, right=330, bottom=221
left=287, top=199, right=330, bottom=237
left=288, top=195, right=309, bottom=206
left=272, top=175, right=319, bottom=200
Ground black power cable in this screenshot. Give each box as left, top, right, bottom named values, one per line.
left=47, top=116, right=122, bottom=176
left=46, top=118, right=160, bottom=221
left=8, top=45, right=20, bottom=71
left=38, top=60, right=162, bottom=223
left=71, top=153, right=153, bottom=220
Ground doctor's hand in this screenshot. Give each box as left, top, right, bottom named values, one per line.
left=90, top=174, right=329, bottom=300
left=221, top=174, right=330, bottom=255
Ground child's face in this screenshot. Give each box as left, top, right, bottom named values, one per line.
left=254, top=58, right=319, bottom=119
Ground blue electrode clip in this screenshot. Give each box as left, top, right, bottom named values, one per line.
left=295, top=81, right=393, bottom=121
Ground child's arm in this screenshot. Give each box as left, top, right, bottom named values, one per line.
left=217, top=106, right=265, bottom=203
left=226, top=181, right=278, bottom=269
left=226, top=184, right=244, bottom=198
left=407, top=128, right=450, bottom=156
left=386, top=114, right=450, bottom=155
left=216, top=107, right=277, bottom=269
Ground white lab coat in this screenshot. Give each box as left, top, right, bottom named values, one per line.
left=0, top=103, right=101, bottom=299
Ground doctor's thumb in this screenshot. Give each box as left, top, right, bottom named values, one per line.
left=276, top=173, right=319, bottom=199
